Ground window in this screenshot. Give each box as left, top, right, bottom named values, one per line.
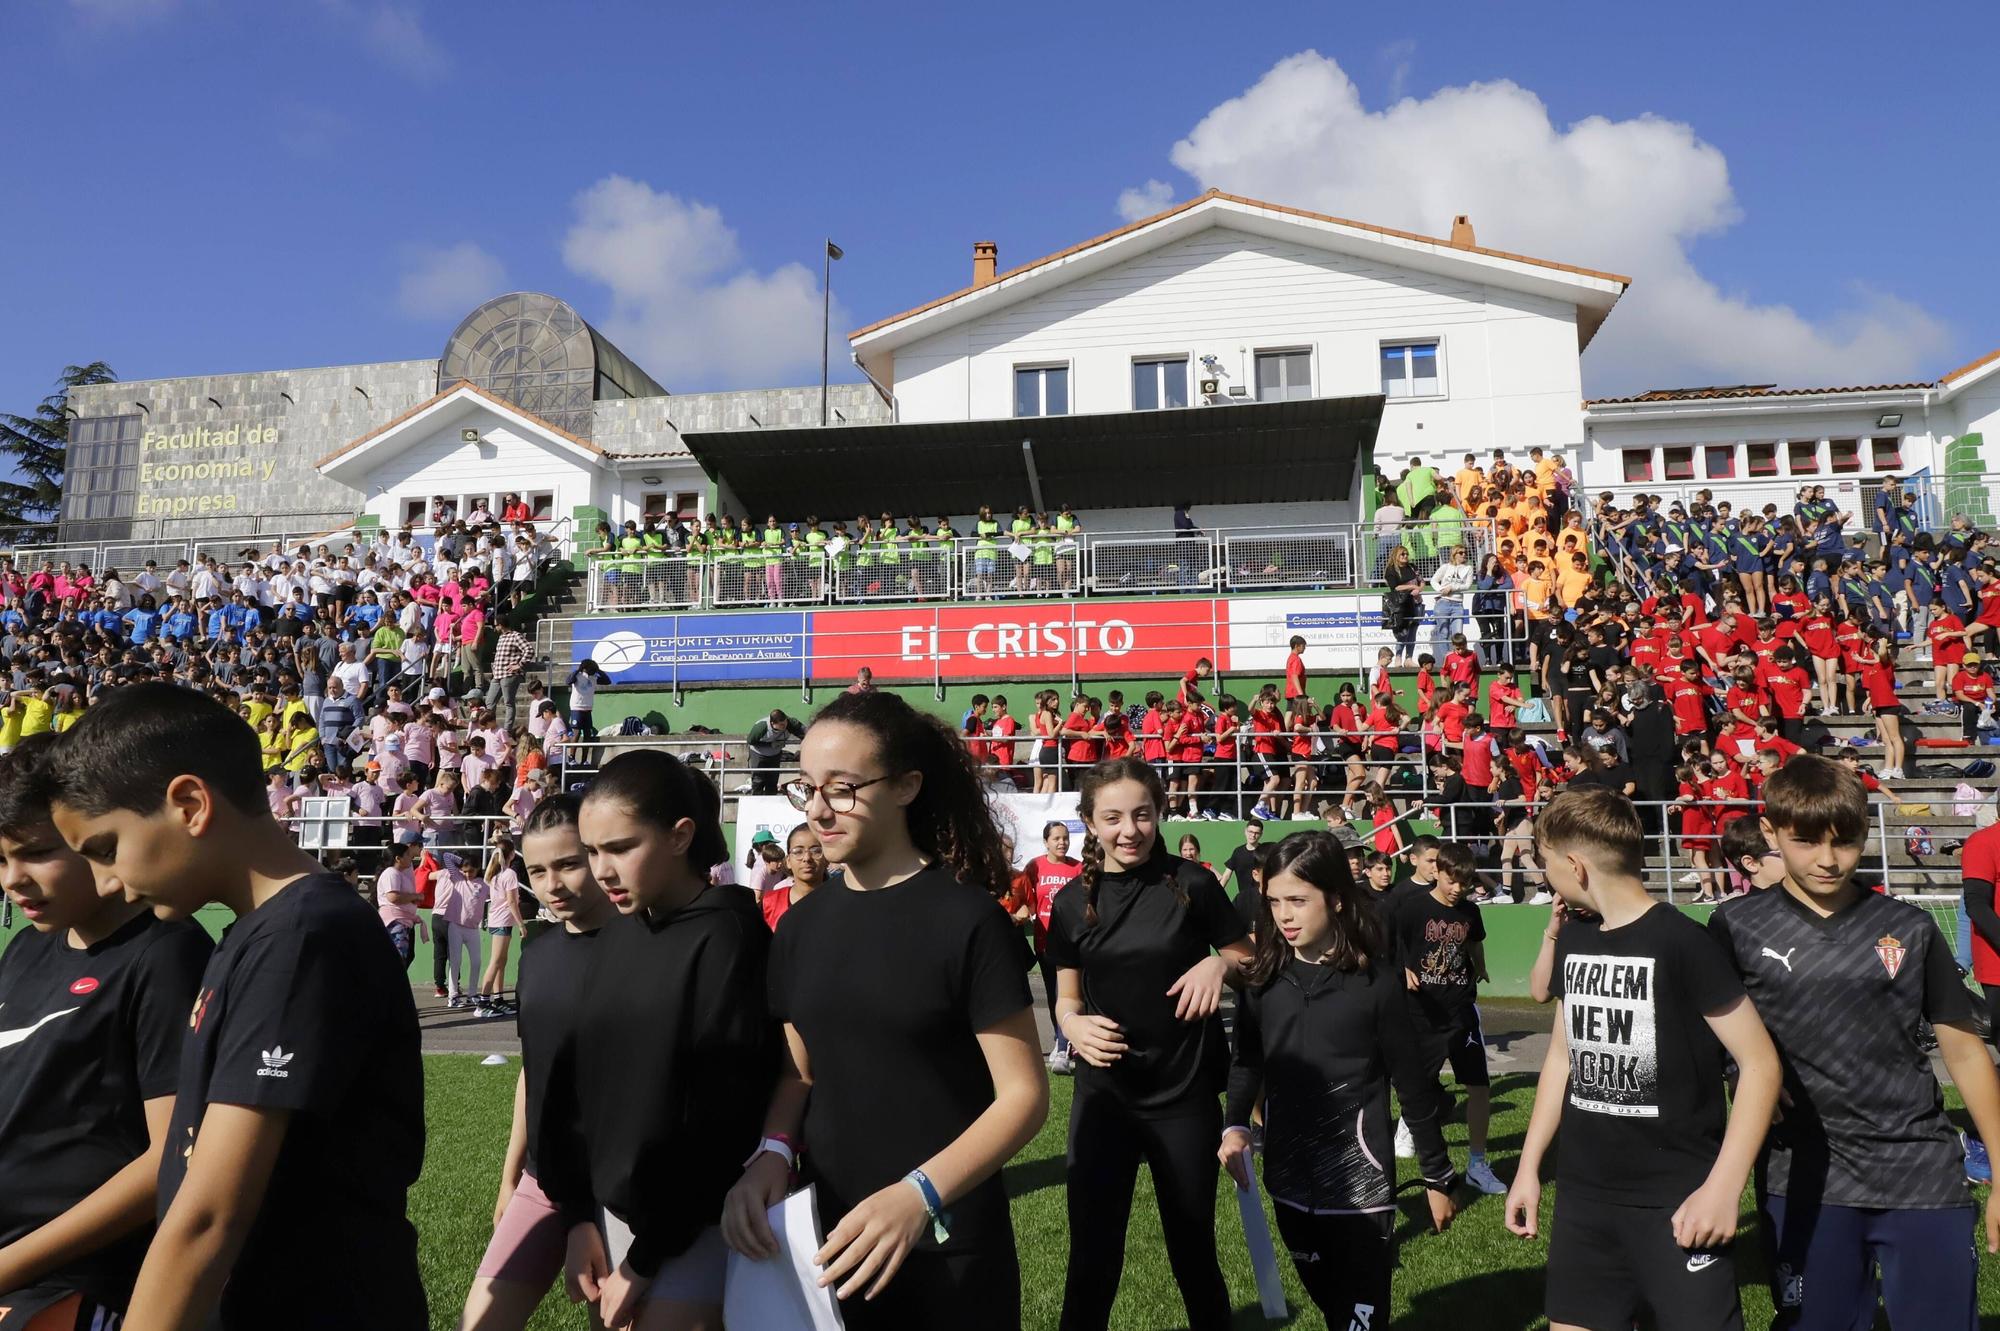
left=1747, top=442, right=1780, bottom=477
left=401, top=497, right=427, bottom=527
left=674, top=491, right=701, bottom=520
left=1379, top=341, right=1441, bottom=398
left=1704, top=445, right=1736, bottom=479
left=1256, top=349, right=1313, bottom=402
left=1013, top=365, right=1069, bottom=418
left=641, top=492, right=668, bottom=521
left=1828, top=438, right=1861, bottom=474
left=1663, top=446, right=1695, bottom=481
left=1870, top=436, right=1903, bottom=470
left=1787, top=439, right=1819, bottom=474
left=1622, top=450, right=1653, bottom=483
left=1132, top=357, right=1189, bottom=410
left=61, top=415, right=140, bottom=534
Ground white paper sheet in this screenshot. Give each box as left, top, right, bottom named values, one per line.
left=1234, top=1155, right=1289, bottom=1320
left=722, top=1185, right=845, bottom=1331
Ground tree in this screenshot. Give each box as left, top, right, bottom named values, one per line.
left=0, top=361, right=116, bottom=526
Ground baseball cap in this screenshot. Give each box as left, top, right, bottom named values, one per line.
left=750, top=829, right=777, bottom=846
left=1967, top=652, right=1985, bottom=665
left=428, top=687, right=446, bottom=700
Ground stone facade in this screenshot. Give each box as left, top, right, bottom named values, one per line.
left=65, top=359, right=440, bottom=538
left=593, top=382, right=890, bottom=460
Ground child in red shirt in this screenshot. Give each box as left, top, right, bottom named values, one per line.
left=1486, top=668, right=1522, bottom=741
left=1930, top=610, right=1971, bottom=700
left=1442, top=635, right=1481, bottom=692
left=1414, top=655, right=1438, bottom=716
left=1952, top=653, right=1994, bottom=743
left=1283, top=635, right=1309, bottom=714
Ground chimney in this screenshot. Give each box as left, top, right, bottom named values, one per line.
left=1449, top=215, right=1476, bottom=248
left=972, top=240, right=998, bottom=288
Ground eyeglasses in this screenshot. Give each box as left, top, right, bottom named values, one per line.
left=787, top=843, right=827, bottom=860
left=782, top=775, right=891, bottom=813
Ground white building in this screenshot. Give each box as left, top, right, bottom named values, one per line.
left=1581, top=348, right=2000, bottom=520
left=845, top=189, right=1628, bottom=526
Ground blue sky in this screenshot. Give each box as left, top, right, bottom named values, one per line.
left=5, top=0, right=1997, bottom=420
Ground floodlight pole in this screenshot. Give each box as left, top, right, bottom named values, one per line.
left=821, top=239, right=844, bottom=426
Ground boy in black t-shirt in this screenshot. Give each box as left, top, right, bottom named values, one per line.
left=1710, top=755, right=2000, bottom=1330
left=0, top=733, right=211, bottom=1327
left=46, top=682, right=426, bottom=1330
left=1392, top=844, right=1505, bottom=1194
left=1509, top=787, right=1781, bottom=1331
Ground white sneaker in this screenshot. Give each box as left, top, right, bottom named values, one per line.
left=1394, top=1118, right=1415, bottom=1159
left=1527, top=891, right=1554, bottom=905
left=1049, top=1048, right=1073, bottom=1075
left=1679, top=872, right=1703, bottom=885
left=1466, top=1157, right=1508, bottom=1195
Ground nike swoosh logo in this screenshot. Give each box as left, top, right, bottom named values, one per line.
left=0, top=1007, right=82, bottom=1050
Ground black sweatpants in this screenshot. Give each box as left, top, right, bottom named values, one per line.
left=1059, top=1083, right=1229, bottom=1331
left=1272, top=1205, right=1395, bottom=1328
left=837, top=1243, right=1021, bottom=1330
left=432, top=911, right=449, bottom=989
left=1037, top=951, right=1065, bottom=1049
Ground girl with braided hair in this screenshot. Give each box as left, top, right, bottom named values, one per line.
left=1046, top=758, right=1256, bottom=1331
left=720, top=689, right=1047, bottom=1329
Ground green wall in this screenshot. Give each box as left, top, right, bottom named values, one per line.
left=591, top=669, right=1431, bottom=736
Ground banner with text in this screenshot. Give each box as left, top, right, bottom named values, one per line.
left=809, top=598, right=1221, bottom=684
left=1225, top=595, right=1483, bottom=672
left=572, top=612, right=811, bottom=685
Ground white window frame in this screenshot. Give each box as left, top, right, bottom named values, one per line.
left=1253, top=346, right=1316, bottom=402
left=1013, top=361, right=1073, bottom=418
left=1130, top=354, right=1191, bottom=411
left=1378, top=337, right=1446, bottom=401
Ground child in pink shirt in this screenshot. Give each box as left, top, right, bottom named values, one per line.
left=430, top=856, right=487, bottom=1007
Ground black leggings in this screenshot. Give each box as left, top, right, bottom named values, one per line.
left=1038, top=951, right=1065, bottom=1048
left=837, top=1243, right=1021, bottom=1330
left=1273, top=1205, right=1395, bottom=1327
left=1060, top=1085, right=1229, bottom=1331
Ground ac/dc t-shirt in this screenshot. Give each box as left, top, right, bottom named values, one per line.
left=158, top=873, right=426, bottom=1327
left=1550, top=905, right=1743, bottom=1206
left=1045, top=850, right=1247, bottom=1114
left=1392, top=890, right=1486, bottom=1027
left=769, top=866, right=1030, bottom=1251
left=0, top=911, right=210, bottom=1306
left=1709, top=886, right=1975, bottom=1208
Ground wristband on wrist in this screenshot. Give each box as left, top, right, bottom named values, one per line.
left=904, top=1168, right=951, bottom=1244
left=743, top=1134, right=798, bottom=1170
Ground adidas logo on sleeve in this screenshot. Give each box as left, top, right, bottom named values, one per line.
left=256, top=1046, right=294, bottom=1078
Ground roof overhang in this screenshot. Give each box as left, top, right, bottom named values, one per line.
left=316, top=380, right=604, bottom=483
left=1584, top=385, right=1933, bottom=426
left=850, top=192, right=1630, bottom=365
left=681, top=395, right=1382, bottom=518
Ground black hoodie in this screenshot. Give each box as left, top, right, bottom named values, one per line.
left=1226, top=956, right=1455, bottom=1211
left=532, top=881, right=778, bottom=1276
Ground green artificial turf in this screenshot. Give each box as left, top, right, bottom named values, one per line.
left=413, top=1058, right=2000, bottom=1329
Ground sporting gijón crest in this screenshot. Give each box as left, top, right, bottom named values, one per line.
left=1876, top=934, right=1906, bottom=980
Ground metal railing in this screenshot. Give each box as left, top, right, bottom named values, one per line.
left=578, top=520, right=1504, bottom=614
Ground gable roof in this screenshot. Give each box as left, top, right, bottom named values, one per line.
left=1941, top=347, right=2000, bottom=389
left=1587, top=381, right=1933, bottom=406
left=849, top=189, right=1632, bottom=353
left=315, top=380, right=605, bottom=476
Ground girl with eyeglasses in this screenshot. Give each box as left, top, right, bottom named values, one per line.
left=722, top=690, right=1048, bottom=1328
left=1046, top=758, right=1255, bottom=1331
left=761, top=824, right=829, bottom=930
left=539, top=750, right=779, bottom=1331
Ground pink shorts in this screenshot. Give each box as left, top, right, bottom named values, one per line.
left=476, top=1169, right=567, bottom=1283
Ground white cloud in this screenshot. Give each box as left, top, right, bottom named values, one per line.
left=397, top=242, right=506, bottom=319
left=1130, top=51, right=1950, bottom=394
left=561, top=176, right=842, bottom=390
left=1379, top=39, right=1416, bottom=101
left=1116, top=179, right=1177, bottom=223
left=314, top=0, right=449, bottom=79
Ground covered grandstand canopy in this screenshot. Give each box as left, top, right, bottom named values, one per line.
left=680, top=394, right=1383, bottom=517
